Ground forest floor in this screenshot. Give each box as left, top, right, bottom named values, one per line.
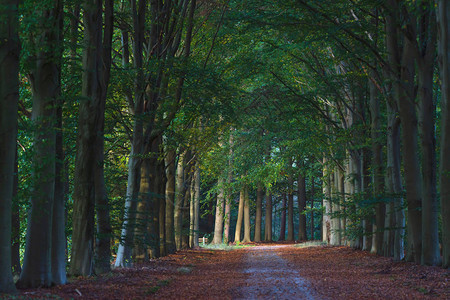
left=8, top=242, right=450, bottom=299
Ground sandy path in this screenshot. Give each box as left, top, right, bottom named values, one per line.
left=237, top=245, right=318, bottom=299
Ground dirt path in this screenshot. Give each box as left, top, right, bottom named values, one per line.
left=237, top=245, right=317, bottom=299
left=13, top=244, right=449, bottom=299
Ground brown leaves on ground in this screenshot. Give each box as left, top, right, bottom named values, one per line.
left=278, top=244, right=449, bottom=299
left=12, top=244, right=449, bottom=299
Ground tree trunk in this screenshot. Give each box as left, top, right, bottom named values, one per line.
left=386, top=0, right=423, bottom=263
left=223, top=163, right=233, bottom=244
left=133, top=158, right=150, bottom=262
left=0, top=0, right=19, bottom=292
left=158, top=153, right=167, bottom=257
left=242, top=185, right=251, bottom=243
left=71, top=0, right=113, bottom=275
left=264, top=192, right=272, bottom=241
left=310, top=177, right=315, bottom=240
left=193, top=162, right=200, bottom=247
left=52, top=94, right=66, bottom=285
left=174, top=150, right=185, bottom=250
left=11, top=148, right=21, bottom=277
left=287, top=165, right=295, bottom=241
left=254, top=184, right=263, bottom=242
left=298, top=173, right=307, bottom=241
left=235, top=186, right=245, bottom=243
left=385, top=93, right=405, bottom=260
left=416, top=4, right=439, bottom=266
left=279, top=193, right=286, bottom=241
left=18, top=0, right=62, bottom=288
left=437, top=0, right=450, bottom=268
left=369, top=72, right=385, bottom=255
left=322, top=158, right=331, bottom=244
left=114, top=0, right=146, bottom=268
left=212, top=178, right=225, bottom=244
left=165, top=149, right=177, bottom=253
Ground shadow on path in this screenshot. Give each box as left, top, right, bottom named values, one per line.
left=236, top=245, right=318, bottom=300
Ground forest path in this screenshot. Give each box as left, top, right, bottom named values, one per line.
left=237, top=245, right=317, bottom=299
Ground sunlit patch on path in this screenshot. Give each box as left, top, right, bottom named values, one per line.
left=237, top=245, right=317, bottom=299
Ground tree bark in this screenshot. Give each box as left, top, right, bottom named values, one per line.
left=322, top=158, right=331, bottom=244
left=242, top=185, right=251, bottom=243
left=254, top=184, right=263, bottom=242
left=234, top=186, right=245, bottom=243
left=114, top=0, right=146, bottom=268
left=0, top=0, right=19, bottom=292
left=287, top=164, right=295, bottom=241
left=264, top=192, right=272, bottom=241
left=415, top=3, right=440, bottom=266
left=437, top=0, right=450, bottom=268
left=279, top=193, right=286, bottom=241
left=71, top=0, right=113, bottom=275
left=174, top=150, right=185, bottom=250
left=298, top=173, right=307, bottom=241
left=212, top=178, right=225, bottom=244
left=11, top=148, right=21, bottom=277
left=165, top=148, right=177, bottom=253
left=18, top=0, right=62, bottom=288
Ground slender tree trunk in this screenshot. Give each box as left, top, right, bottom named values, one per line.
left=174, top=150, right=185, bottom=250
left=242, top=184, right=251, bottom=243
left=322, top=158, right=331, bottom=244
left=114, top=0, right=146, bottom=268
left=254, top=184, right=263, bottom=242
left=147, top=139, right=161, bottom=258
left=133, top=158, right=150, bottom=262
left=193, top=162, right=200, bottom=247
left=298, top=173, right=307, bottom=241
left=223, top=161, right=233, bottom=244
left=235, top=187, right=245, bottom=243
left=18, top=0, right=62, bottom=288
left=437, top=0, right=450, bottom=268
left=212, top=178, right=225, bottom=244
left=369, top=73, right=385, bottom=255
left=165, top=149, right=176, bottom=253
left=0, top=0, right=19, bottom=292
left=311, top=178, right=315, bottom=240
left=158, top=152, right=167, bottom=257
left=182, top=165, right=192, bottom=249
left=264, top=192, right=273, bottom=241
left=362, top=148, right=373, bottom=251
left=287, top=165, right=295, bottom=241
left=279, top=193, right=286, bottom=241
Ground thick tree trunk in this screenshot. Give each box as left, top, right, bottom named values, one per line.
left=330, top=170, right=341, bottom=245
left=165, top=149, right=177, bottom=253
left=11, top=148, right=21, bottom=277
left=146, top=139, right=161, bottom=258
left=254, top=184, right=263, bottom=242
left=0, top=0, right=19, bottom=292
left=279, top=193, right=286, bottom=241
left=416, top=5, right=439, bottom=266
left=235, top=187, right=245, bottom=243
left=298, top=173, right=307, bottom=241
left=264, top=192, right=273, bottom=241
left=71, top=0, right=113, bottom=275
left=212, top=178, right=225, bottom=244
left=174, top=151, right=185, bottom=250
left=386, top=0, right=423, bottom=263
left=52, top=98, right=66, bottom=285
left=18, top=0, right=62, bottom=288
left=437, top=0, right=450, bottom=268
left=362, top=148, right=373, bottom=251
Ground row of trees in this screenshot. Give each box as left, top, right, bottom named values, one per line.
left=1, top=0, right=450, bottom=294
